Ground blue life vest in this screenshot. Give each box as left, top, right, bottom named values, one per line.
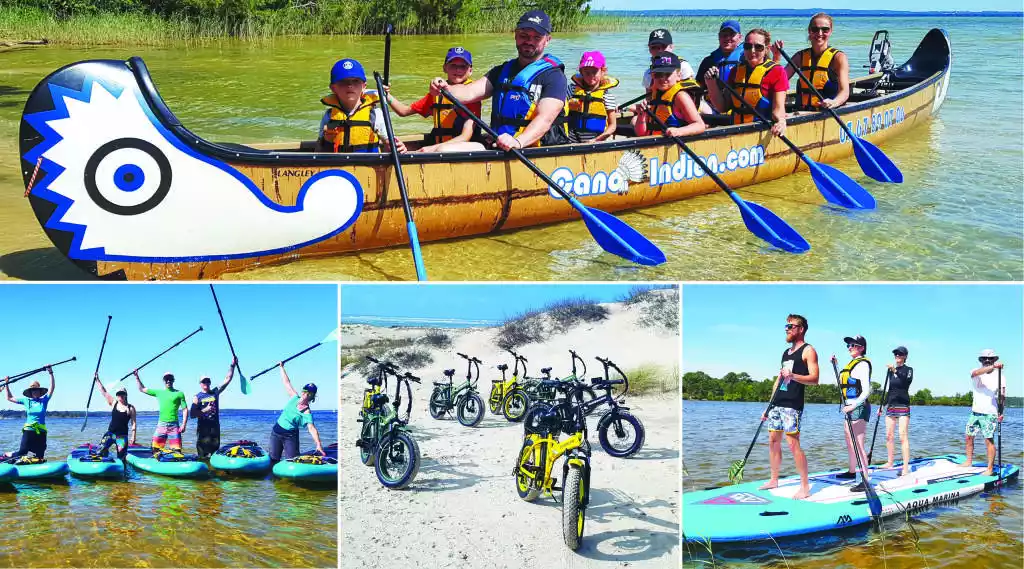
left=709, top=47, right=744, bottom=82
left=491, top=55, right=568, bottom=147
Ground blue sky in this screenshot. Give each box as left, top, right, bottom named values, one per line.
left=590, top=1, right=1020, bottom=10
left=342, top=283, right=674, bottom=326
left=683, top=285, right=1023, bottom=397
left=1, top=285, right=338, bottom=411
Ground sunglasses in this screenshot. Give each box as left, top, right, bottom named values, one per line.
left=846, top=343, right=861, bottom=349
left=743, top=42, right=767, bottom=52
left=784, top=324, right=800, bottom=330
left=809, top=26, right=831, bottom=33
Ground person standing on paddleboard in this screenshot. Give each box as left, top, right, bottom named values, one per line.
left=269, top=363, right=325, bottom=462
left=91, top=376, right=137, bottom=459
left=882, top=346, right=913, bottom=475
left=831, top=335, right=873, bottom=492
left=761, top=314, right=819, bottom=499
left=964, top=349, right=1005, bottom=476
left=191, top=357, right=237, bottom=459
left=1, top=368, right=55, bottom=459
left=135, top=371, right=189, bottom=450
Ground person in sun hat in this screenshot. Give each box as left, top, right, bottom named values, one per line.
left=830, top=334, right=873, bottom=492
left=566, top=50, right=620, bottom=143
left=191, top=357, right=237, bottom=459
left=269, top=362, right=325, bottom=462
left=880, top=346, right=914, bottom=476
left=1, top=366, right=56, bottom=459
left=135, top=369, right=189, bottom=450
left=964, top=349, right=1005, bottom=476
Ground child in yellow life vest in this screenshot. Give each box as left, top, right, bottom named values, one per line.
left=317, top=58, right=405, bottom=153
left=567, top=51, right=619, bottom=143
left=385, top=47, right=481, bottom=153
left=632, top=51, right=706, bottom=138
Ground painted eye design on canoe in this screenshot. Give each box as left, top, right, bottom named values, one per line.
left=23, top=78, right=363, bottom=263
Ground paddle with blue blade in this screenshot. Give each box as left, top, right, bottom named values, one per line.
left=644, top=109, right=810, bottom=253
left=715, top=78, right=875, bottom=209
left=831, top=359, right=883, bottom=519
left=249, top=328, right=340, bottom=381
left=440, top=88, right=666, bottom=266
left=778, top=47, right=903, bottom=183
left=81, top=315, right=112, bottom=431
left=210, top=285, right=249, bottom=395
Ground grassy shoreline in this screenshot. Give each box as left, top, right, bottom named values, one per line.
left=0, top=6, right=745, bottom=46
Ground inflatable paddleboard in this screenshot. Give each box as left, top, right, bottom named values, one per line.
left=0, top=463, right=17, bottom=482
left=66, top=444, right=125, bottom=479
left=273, top=443, right=337, bottom=483
left=125, top=444, right=208, bottom=478
left=0, top=457, right=70, bottom=480
left=210, top=441, right=271, bottom=474
left=684, top=454, right=1019, bottom=543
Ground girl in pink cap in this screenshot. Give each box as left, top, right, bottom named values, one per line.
left=567, top=51, right=619, bottom=143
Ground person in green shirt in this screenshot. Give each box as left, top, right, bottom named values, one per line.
left=135, top=370, right=189, bottom=450
left=269, top=363, right=325, bottom=462
left=1, top=367, right=55, bottom=459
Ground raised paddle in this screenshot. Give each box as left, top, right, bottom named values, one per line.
left=248, top=327, right=340, bottom=381
left=714, top=78, right=875, bottom=209
left=210, top=285, right=250, bottom=394
left=374, top=72, right=428, bottom=280
left=644, top=108, right=810, bottom=253
left=440, top=87, right=666, bottom=266
left=866, top=368, right=891, bottom=464
left=831, top=359, right=883, bottom=519
left=729, top=384, right=780, bottom=483
left=1, top=357, right=77, bottom=389
left=107, top=326, right=203, bottom=389
left=777, top=47, right=903, bottom=183
left=81, top=315, right=113, bottom=431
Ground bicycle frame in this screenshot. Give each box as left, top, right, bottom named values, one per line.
left=518, top=430, right=587, bottom=495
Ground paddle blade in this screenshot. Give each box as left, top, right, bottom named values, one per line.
left=807, top=161, right=877, bottom=210
left=240, top=372, right=250, bottom=395
left=852, top=136, right=903, bottom=184
left=865, top=484, right=883, bottom=517
left=737, top=200, right=811, bottom=254
left=728, top=460, right=745, bottom=483
left=576, top=204, right=667, bottom=266
left=322, top=327, right=341, bottom=344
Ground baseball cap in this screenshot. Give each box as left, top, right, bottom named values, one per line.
left=720, top=20, right=741, bottom=35
left=650, top=51, right=682, bottom=73
left=648, top=28, right=673, bottom=46
left=162, top=372, right=175, bottom=381
left=199, top=376, right=212, bottom=384
left=843, top=335, right=867, bottom=349
left=579, top=50, right=606, bottom=69
left=892, top=346, right=908, bottom=356
left=445, top=46, right=472, bottom=66
left=302, top=383, right=318, bottom=393
left=330, top=58, right=366, bottom=84
left=979, top=349, right=999, bottom=361
left=115, top=388, right=128, bottom=396
left=517, top=9, right=552, bottom=35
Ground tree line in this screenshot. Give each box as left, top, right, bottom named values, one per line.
left=683, top=371, right=1023, bottom=408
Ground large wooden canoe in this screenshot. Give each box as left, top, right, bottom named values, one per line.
left=19, top=29, right=950, bottom=280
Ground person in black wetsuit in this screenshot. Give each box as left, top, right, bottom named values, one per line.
left=881, top=346, right=914, bottom=475
left=92, top=375, right=137, bottom=458
left=191, top=357, right=237, bottom=459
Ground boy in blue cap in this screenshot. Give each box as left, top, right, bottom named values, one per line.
left=318, top=58, right=405, bottom=153
left=385, top=47, right=481, bottom=152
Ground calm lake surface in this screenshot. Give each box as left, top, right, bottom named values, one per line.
left=1, top=16, right=1021, bottom=281
left=682, top=400, right=1023, bottom=568
left=0, top=411, right=337, bottom=568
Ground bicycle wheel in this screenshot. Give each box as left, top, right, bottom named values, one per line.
left=488, top=385, right=503, bottom=415
left=502, top=389, right=530, bottom=423
left=359, top=421, right=377, bottom=466
left=428, top=388, right=447, bottom=419
left=375, top=432, right=421, bottom=490
left=523, top=403, right=552, bottom=435
left=457, top=393, right=485, bottom=427
left=598, top=411, right=646, bottom=458
left=514, top=440, right=541, bottom=502
left=562, top=462, right=588, bottom=551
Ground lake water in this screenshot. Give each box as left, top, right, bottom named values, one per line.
left=1, top=16, right=1021, bottom=281
left=682, top=400, right=1023, bottom=568
left=0, top=410, right=337, bottom=568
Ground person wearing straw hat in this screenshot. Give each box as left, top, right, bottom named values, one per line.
left=269, top=362, right=325, bottom=462
left=965, top=349, right=1005, bottom=476
left=2, top=366, right=56, bottom=459
left=135, top=370, right=189, bottom=450
left=91, top=375, right=137, bottom=459
left=191, top=357, right=237, bottom=459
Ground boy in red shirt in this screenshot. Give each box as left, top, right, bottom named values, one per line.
left=386, top=47, right=482, bottom=152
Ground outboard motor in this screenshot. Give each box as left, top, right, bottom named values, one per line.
left=868, top=30, right=894, bottom=74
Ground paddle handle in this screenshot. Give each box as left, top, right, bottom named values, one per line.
left=117, top=326, right=203, bottom=382
left=866, top=369, right=891, bottom=464
left=615, top=93, right=647, bottom=112
left=249, top=342, right=323, bottom=381
left=777, top=48, right=857, bottom=141
left=82, top=315, right=113, bottom=432
left=383, top=23, right=393, bottom=85
left=210, top=285, right=246, bottom=377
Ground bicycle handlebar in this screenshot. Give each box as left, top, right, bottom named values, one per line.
left=595, top=356, right=629, bottom=394
left=403, top=372, right=421, bottom=384
left=569, top=350, right=587, bottom=377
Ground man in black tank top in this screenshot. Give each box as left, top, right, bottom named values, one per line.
left=760, top=314, right=819, bottom=499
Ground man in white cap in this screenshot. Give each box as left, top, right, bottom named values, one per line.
left=965, top=349, right=1005, bottom=475
left=191, top=358, right=237, bottom=459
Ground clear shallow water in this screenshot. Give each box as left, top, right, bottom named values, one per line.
left=0, top=412, right=337, bottom=568
left=682, top=400, right=1023, bottom=568
left=1, top=16, right=1021, bottom=281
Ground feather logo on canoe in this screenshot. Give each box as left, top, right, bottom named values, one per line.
left=22, top=77, right=363, bottom=263
left=614, top=149, right=648, bottom=185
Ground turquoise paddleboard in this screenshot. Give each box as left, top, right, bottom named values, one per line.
left=0, top=458, right=70, bottom=480
left=125, top=444, right=208, bottom=478
left=684, top=454, right=1019, bottom=543
left=273, top=443, right=337, bottom=483
left=210, top=441, right=271, bottom=474
left=67, top=444, right=125, bottom=479
left=0, top=463, right=17, bottom=482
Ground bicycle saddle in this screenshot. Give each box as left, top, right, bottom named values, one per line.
left=444, top=369, right=456, bottom=378
left=497, top=364, right=508, bottom=371
left=370, top=393, right=389, bottom=407
left=541, top=367, right=552, bottom=374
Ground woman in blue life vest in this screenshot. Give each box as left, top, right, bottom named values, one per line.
left=705, top=28, right=790, bottom=138
left=771, top=13, right=850, bottom=111
left=830, top=335, right=874, bottom=492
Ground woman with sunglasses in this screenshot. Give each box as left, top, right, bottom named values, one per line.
left=881, top=346, right=913, bottom=476
left=964, top=350, right=1005, bottom=476
left=830, top=335, right=874, bottom=493
left=772, top=13, right=850, bottom=111
left=705, top=28, right=789, bottom=137
left=269, top=362, right=326, bottom=462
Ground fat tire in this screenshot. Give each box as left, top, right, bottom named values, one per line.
left=457, top=393, right=485, bottom=427
left=515, top=440, right=541, bottom=502
left=523, top=403, right=552, bottom=435
left=502, top=390, right=530, bottom=423
left=359, top=421, right=377, bottom=466
left=598, top=411, right=645, bottom=458
left=375, top=432, right=420, bottom=490
left=428, top=389, right=447, bottom=420
left=562, top=463, right=587, bottom=551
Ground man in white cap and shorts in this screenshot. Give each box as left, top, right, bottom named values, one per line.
left=965, top=349, right=1005, bottom=476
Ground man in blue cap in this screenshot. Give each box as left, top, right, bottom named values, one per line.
left=385, top=47, right=481, bottom=151
left=697, top=19, right=745, bottom=117
left=317, top=58, right=405, bottom=153
left=428, top=9, right=570, bottom=151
